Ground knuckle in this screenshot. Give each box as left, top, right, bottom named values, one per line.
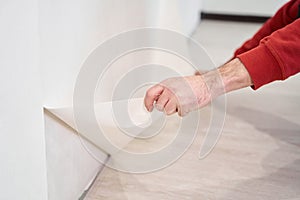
left=145, top=89, right=154, bottom=98
left=146, top=85, right=164, bottom=97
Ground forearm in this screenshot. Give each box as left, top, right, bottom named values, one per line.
left=218, top=58, right=253, bottom=93
left=201, top=58, right=253, bottom=98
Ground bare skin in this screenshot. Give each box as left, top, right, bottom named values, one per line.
left=144, top=58, right=253, bottom=116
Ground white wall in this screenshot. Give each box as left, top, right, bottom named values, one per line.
left=39, top=0, right=149, bottom=107
left=0, top=0, right=48, bottom=199
left=202, top=0, right=288, bottom=17
left=40, top=0, right=202, bottom=107
left=39, top=2, right=201, bottom=197
left=146, top=0, right=202, bottom=35
left=0, top=1, right=202, bottom=199
left=44, top=112, right=108, bottom=200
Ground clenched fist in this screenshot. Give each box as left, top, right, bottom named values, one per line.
left=144, top=75, right=212, bottom=116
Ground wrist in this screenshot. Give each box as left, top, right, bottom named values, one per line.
left=195, top=58, right=252, bottom=102
left=218, top=58, right=253, bottom=93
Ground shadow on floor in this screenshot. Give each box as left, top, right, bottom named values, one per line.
left=227, top=106, right=300, bottom=147
left=219, top=106, right=300, bottom=200
left=219, top=159, right=300, bottom=200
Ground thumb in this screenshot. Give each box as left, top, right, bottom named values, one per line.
left=144, top=84, right=164, bottom=112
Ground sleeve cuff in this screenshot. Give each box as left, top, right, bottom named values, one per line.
left=237, top=44, right=283, bottom=90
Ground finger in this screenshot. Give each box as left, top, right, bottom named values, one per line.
left=155, top=90, right=170, bottom=111
left=144, top=84, right=164, bottom=112
left=164, top=98, right=177, bottom=115
left=177, top=104, right=187, bottom=117
left=178, top=109, right=187, bottom=117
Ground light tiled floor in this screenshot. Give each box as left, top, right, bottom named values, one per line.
left=86, top=20, right=300, bottom=200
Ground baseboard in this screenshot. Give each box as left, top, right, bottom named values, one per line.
left=79, top=155, right=110, bottom=200
left=201, top=12, right=270, bottom=23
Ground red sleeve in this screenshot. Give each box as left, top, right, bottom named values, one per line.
left=234, top=0, right=300, bottom=57
left=237, top=19, right=300, bottom=89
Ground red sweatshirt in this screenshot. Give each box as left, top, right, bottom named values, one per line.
left=234, top=0, right=300, bottom=89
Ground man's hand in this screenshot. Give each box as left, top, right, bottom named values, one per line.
left=144, top=58, right=253, bottom=116
left=144, top=75, right=212, bottom=116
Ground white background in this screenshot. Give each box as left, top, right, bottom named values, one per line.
left=0, top=0, right=48, bottom=199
